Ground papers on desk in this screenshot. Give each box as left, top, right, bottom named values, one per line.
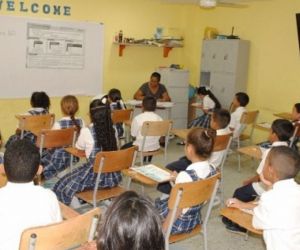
left=131, top=164, right=171, bottom=183
left=240, top=208, right=254, bottom=215
left=257, top=122, right=271, bottom=129
left=126, top=100, right=174, bottom=108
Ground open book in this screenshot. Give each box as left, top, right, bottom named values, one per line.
left=131, top=164, right=171, bottom=183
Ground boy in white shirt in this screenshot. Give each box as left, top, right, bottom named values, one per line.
left=229, top=92, right=249, bottom=138
left=223, top=119, right=294, bottom=234
left=227, top=146, right=300, bottom=250
left=121, top=96, right=162, bottom=162
left=0, top=140, right=62, bottom=250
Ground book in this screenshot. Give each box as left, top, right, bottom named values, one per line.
left=131, top=164, right=171, bottom=183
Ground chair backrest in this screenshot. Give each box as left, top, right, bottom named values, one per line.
left=213, top=133, right=232, bottom=152
left=19, top=208, right=101, bottom=250
left=17, top=114, right=55, bottom=137
left=168, top=173, right=220, bottom=210
left=141, top=120, right=173, bottom=137
left=93, top=146, right=138, bottom=174
left=289, top=123, right=300, bottom=147
left=111, top=109, right=133, bottom=124
left=240, top=110, right=259, bottom=125
left=36, top=128, right=76, bottom=149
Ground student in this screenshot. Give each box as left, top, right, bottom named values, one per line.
left=5, top=91, right=51, bottom=147
left=291, top=103, right=300, bottom=150
left=227, top=146, right=300, bottom=250
left=223, top=119, right=294, bottom=234
left=228, top=92, right=249, bottom=138
left=156, top=128, right=216, bottom=235
left=189, top=87, right=221, bottom=129
left=0, top=140, right=61, bottom=250
left=122, top=96, right=163, bottom=163
left=95, top=191, right=164, bottom=250
left=157, top=109, right=231, bottom=194
left=108, top=88, right=126, bottom=138
left=134, top=72, right=171, bottom=102
left=53, top=97, right=120, bottom=206
left=41, top=95, right=85, bottom=180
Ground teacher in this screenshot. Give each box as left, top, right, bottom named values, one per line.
left=133, top=72, right=171, bottom=102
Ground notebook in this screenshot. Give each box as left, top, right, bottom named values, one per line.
left=131, top=164, right=171, bottom=183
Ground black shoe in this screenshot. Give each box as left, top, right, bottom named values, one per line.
left=222, top=216, right=233, bottom=227
left=226, top=223, right=247, bottom=235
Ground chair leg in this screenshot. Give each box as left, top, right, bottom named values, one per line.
left=237, top=139, right=241, bottom=172
left=203, top=226, right=208, bottom=250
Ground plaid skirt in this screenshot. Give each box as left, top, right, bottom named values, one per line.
left=41, top=148, right=79, bottom=180
left=52, top=162, right=122, bottom=205
left=189, top=114, right=211, bottom=129
left=155, top=197, right=201, bottom=235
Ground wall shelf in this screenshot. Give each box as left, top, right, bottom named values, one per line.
left=113, top=42, right=182, bottom=58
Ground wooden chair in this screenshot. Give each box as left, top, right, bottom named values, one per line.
left=139, top=120, right=173, bottom=165
left=16, top=114, right=55, bottom=139
left=76, top=146, right=137, bottom=208
left=19, top=207, right=101, bottom=250
left=165, top=173, right=220, bottom=250
left=235, top=110, right=259, bottom=171
left=289, top=123, right=300, bottom=148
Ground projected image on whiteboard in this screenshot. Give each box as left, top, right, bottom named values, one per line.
left=26, top=23, right=85, bottom=69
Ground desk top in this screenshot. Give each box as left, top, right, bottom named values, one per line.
left=127, top=100, right=174, bottom=108
left=255, top=123, right=271, bottom=132
left=171, top=128, right=191, bottom=140
left=237, top=145, right=262, bottom=160
left=220, top=207, right=263, bottom=235
left=274, top=112, right=292, bottom=120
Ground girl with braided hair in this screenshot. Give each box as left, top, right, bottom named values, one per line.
left=53, top=96, right=120, bottom=205
left=41, top=95, right=85, bottom=180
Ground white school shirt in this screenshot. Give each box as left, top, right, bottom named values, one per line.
left=253, top=179, right=300, bottom=250
left=131, top=111, right=163, bottom=151
left=0, top=182, right=62, bottom=250
left=23, top=107, right=46, bottom=115
left=52, top=116, right=86, bottom=130
left=252, top=141, right=288, bottom=195
left=176, top=161, right=211, bottom=213
left=202, top=95, right=215, bottom=110
left=209, top=127, right=231, bottom=168
left=229, top=106, right=246, bottom=138
left=75, top=125, right=95, bottom=158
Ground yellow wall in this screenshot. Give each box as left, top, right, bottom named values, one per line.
left=0, top=0, right=299, bottom=143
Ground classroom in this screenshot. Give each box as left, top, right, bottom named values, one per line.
left=0, top=0, right=299, bottom=250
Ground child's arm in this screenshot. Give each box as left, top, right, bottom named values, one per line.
left=226, top=198, right=258, bottom=210
left=243, top=174, right=260, bottom=186
left=130, top=118, right=138, bottom=137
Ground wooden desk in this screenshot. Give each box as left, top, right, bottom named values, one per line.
left=171, top=128, right=191, bottom=140
left=65, top=147, right=86, bottom=158
left=274, top=112, right=292, bottom=120
left=237, top=145, right=262, bottom=160
left=59, top=202, right=80, bottom=219
left=255, top=123, right=271, bottom=132
left=221, top=207, right=263, bottom=235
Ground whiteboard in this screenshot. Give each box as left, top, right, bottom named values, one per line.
left=0, top=15, right=104, bottom=98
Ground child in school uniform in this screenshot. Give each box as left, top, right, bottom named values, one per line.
left=157, top=109, right=231, bottom=194
left=108, top=88, right=126, bottom=138
left=5, top=91, right=51, bottom=147
left=53, top=97, right=120, bottom=206
left=156, top=128, right=216, bottom=235
left=228, top=92, right=249, bottom=139
left=0, top=140, right=61, bottom=250
left=188, top=87, right=221, bottom=129
left=223, top=119, right=294, bottom=234
left=227, top=146, right=300, bottom=250
left=41, top=95, right=85, bottom=180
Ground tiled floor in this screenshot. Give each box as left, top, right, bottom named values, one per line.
left=62, top=138, right=266, bottom=250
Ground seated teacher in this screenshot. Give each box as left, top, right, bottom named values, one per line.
left=133, top=72, right=171, bottom=102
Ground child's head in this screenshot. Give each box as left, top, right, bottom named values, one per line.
left=60, top=95, right=79, bottom=117
left=263, top=146, right=300, bottom=184
left=292, top=103, right=300, bottom=121
left=269, top=119, right=294, bottom=143
left=30, top=91, right=50, bottom=110
left=89, top=98, right=117, bottom=151
left=197, top=86, right=209, bottom=98
left=210, top=109, right=231, bottom=130
left=197, top=87, right=221, bottom=109
left=185, top=128, right=216, bottom=161
left=142, top=96, right=156, bottom=112
left=97, top=191, right=165, bottom=250
left=233, top=92, right=249, bottom=107
left=108, top=88, right=122, bottom=103
left=4, top=140, right=40, bottom=183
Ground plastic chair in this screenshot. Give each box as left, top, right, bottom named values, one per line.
left=165, top=173, right=220, bottom=250
left=76, top=146, right=137, bottom=208
left=16, top=114, right=55, bottom=139
left=139, top=120, right=173, bottom=165
left=19, top=207, right=101, bottom=250
left=235, top=110, right=259, bottom=171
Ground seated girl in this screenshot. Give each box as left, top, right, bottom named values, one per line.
left=41, top=95, right=85, bottom=180
left=53, top=97, right=121, bottom=206
left=156, top=128, right=216, bottom=235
